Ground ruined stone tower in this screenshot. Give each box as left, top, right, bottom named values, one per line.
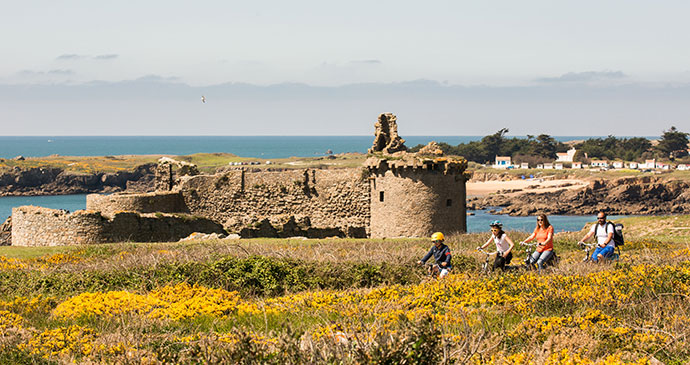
left=365, top=113, right=468, bottom=238
left=366, top=157, right=468, bottom=238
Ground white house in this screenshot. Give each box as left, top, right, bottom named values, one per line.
left=556, top=148, right=577, bottom=162
left=612, top=161, right=624, bottom=169
left=591, top=160, right=608, bottom=168
left=520, top=162, right=529, bottom=169
left=555, top=163, right=564, bottom=170
left=544, top=163, right=554, bottom=169
left=536, top=164, right=544, bottom=169
left=628, top=162, right=638, bottom=169
left=572, top=162, right=582, bottom=169
left=643, top=159, right=656, bottom=169
left=656, top=162, right=670, bottom=170
left=677, top=164, right=689, bottom=171
left=493, top=156, right=512, bottom=169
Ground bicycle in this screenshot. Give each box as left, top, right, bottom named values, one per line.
left=419, top=261, right=451, bottom=279
left=578, top=241, right=619, bottom=263
left=520, top=241, right=558, bottom=270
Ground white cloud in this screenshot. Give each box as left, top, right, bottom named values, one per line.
left=93, top=54, right=118, bottom=60
left=56, top=54, right=86, bottom=61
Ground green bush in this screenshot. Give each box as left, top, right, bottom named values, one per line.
left=0, top=256, right=422, bottom=298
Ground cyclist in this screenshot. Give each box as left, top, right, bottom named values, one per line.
left=418, top=232, right=452, bottom=278
left=477, top=220, right=515, bottom=271
left=578, top=211, right=615, bottom=263
left=522, top=214, right=555, bottom=270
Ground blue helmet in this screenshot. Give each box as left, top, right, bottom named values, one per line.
left=489, top=220, right=502, bottom=228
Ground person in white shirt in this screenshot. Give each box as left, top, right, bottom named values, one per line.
left=477, top=220, right=515, bottom=271
left=578, top=211, right=615, bottom=262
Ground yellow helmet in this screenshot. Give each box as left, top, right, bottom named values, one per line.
left=431, top=232, right=445, bottom=242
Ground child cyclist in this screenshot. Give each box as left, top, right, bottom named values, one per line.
left=418, top=232, right=452, bottom=278
left=477, top=220, right=515, bottom=271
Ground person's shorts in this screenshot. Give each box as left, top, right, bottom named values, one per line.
left=592, top=246, right=614, bottom=262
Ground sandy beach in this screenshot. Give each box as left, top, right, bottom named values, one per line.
left=466, top=178, right=588, bottom=197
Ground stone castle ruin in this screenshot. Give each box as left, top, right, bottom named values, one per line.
left=10, top=114, right=468, bottom=246
left=368, top=113, right=407, bottom=154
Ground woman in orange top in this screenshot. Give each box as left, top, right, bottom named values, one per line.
left=521, top=213, right=554, bottom=270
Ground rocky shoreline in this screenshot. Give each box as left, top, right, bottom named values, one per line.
left=469, top=176, right=690, bottom=216
left=0, top=163, right=157, bottom=196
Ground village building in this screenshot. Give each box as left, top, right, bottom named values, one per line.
left=612, top=161, right=624, bottom=169
left=644, top=159, right=656, bottom=169
left=543, top=163, right=554, bottom=169
left=556, top=148, right=577, bottom=162
left=554, top=163, right=563, bottom=170
left=591, top=160, right=608, bottom=168
left=493, top=156, right=512, bottom=169
left=572, top=162, right=582, bottom=169
left=520, top=162, right=529, bottom=169
left=656, top=162, right=670, bottom=170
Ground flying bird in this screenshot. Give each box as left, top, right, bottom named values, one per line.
left=201, top=95, right=206, bottom=103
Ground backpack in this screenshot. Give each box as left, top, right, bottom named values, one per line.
left=595, top=221, right=624, bottom=247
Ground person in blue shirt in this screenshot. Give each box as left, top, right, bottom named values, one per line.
left=418, top=232, right=452, bottom=278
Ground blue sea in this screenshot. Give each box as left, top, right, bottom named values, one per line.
left=0, top=136, right=642, bottom=227
left=0, top=135, right=643, bottom=160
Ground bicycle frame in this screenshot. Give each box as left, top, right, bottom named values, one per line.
left=579, top=241, right=620, bottom=263
left=520, top=241, right=539, bottom=269
left=520, top=241, right=559, bottom=270
left=476, top=248, right=499, bottom=273
left=578, top=241, right=597, bottom=263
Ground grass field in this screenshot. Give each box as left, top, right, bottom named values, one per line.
left=0, top=216, right=689, bottom=364
left=0, top=153, right=368, bottom=175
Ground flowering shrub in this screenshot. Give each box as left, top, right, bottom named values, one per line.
left=20, top=325, right=96, bottom=359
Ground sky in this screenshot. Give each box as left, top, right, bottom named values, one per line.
left=1, top=1, right=689, bottom=136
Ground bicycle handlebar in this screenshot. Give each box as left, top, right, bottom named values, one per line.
left=476, top=248, right=498, bottom=256
left=578, top=241, right=597, bottom=249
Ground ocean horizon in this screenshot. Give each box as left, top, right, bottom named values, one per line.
left=0, top=135, right=659, bottom=160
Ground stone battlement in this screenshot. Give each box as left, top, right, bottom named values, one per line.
left=364, top=154, right=468, bottom=176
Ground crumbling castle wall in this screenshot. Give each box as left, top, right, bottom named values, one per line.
left=86, top=191, right=187, bottom=214
left=178, top=168, right=370, bottom=237
left=11, top=206, right=224, bottom=246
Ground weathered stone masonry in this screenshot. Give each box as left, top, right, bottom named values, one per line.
left=178, top=168, right=370, bottom=237
left=367, top=157, right=468, bottom=238
left=11, top=206, right=224, bottom=246
left=86, top=191, right=187, bottom=214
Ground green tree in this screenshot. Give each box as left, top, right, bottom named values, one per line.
left=480, top=128, right=509, bottom=163
left=657, top=126, right=689, bottom=160
left=535, top=134, right=558, bottom=158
